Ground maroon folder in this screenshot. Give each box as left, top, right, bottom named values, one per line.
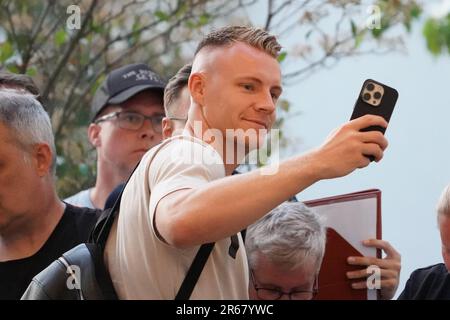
left=304, top=189, right=382, bottom=300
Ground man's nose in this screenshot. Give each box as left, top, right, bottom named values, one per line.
left=139, top=118, right=157, bottom=139
left=255, top=91, right=276, bottom=114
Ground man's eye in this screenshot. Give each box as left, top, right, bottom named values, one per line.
left=242, top=84, right=254, bottom=91
left=124, top=114, right=141, bottom=122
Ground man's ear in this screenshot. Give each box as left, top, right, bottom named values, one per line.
left=189, top=73, right=206, bottom=106
left=162, top=117, right=173, bottom=140
left=88, top=123, right=102, bottom=148
left=33, top=143, right=53, bottom=177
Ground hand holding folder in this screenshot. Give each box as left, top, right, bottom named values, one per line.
left=304, top=189, right=382, bottom=300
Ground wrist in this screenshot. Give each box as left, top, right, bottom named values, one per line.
left=292, top=150, right=325, bottom=184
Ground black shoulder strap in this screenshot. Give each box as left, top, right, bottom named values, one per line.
left=175, top=242, right=215, bottom=300
left=175, top=229, right=246, bottom=300
left=240, top=229, right=246, bottom=243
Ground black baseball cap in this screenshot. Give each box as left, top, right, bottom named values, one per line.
left=91, top=63, right=166, bottom=121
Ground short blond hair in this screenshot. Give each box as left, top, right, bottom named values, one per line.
left=437, top=184, right=450, bottom=218
left=195, top=26, right=282, bottom=58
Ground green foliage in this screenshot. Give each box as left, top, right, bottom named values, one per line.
left=0, top=0, right=428, bottom=196
left=277, top=51, right=287, bottom=63
left=54, top=29, right=67, bottom=47
left=350, top=19, right=365, bottom=48
left=350, top=19, right=357, bottom=38
left=423, top=14, right=450, bottom=56
left=25, top=65, right=37, bottom=76
left=198, top=13, right=211, bottom=26
left=0, top=0, right=257, bottom=197
left=154, top=10, right=170, bottom=21
left=0, top=41, right=13, bottom=62
left=371, top=16, right=391, bottom=39
left=371, top=0, right=421, bottom=38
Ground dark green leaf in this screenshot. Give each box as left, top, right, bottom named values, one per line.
left=355, top=31, right=365, bottom=48
left=54, top=29, right=67, bottom=46
left=350, top=20, right=357, bottom=38
left=423, top=18, right=442, bottom=55
left=277, top=51, right=287, bottom=63
left=410, top=5, right=422, bottom=19
left=198, top=13, right=210, bottom=26
left=155, top=10, right=169, bottom=21
left=175, top=3, right=188, bottom=18
left=26, top=66, right=37, bottom=76
left=0, top=41, right=14, bottom=62
left=6, top=64, right=19, bottom=73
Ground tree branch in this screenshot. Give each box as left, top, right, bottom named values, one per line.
left=42, top=0, right=98, bottom=108
left=20, top=1, right=54, bottom=73
left=4, top=3, right=18, bottom=47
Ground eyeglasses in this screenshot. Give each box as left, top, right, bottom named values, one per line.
left=94, top=111, right=164, bottom=133
left=167, top=116, right=187, bottom=122
left=250, top=269, right=318, bottom=300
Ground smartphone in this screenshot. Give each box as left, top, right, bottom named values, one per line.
left=350, top=79, right=399, bottom=161
left=350, top=79, right=399, bottom=133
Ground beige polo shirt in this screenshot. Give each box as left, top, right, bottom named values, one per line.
left=105, top=136, right=249, bottom=299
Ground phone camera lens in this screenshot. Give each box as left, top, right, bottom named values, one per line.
left=363, top=93, right=371, bottom=101
left=374, top=91, right=381, bottom=99
left=366, top=83, right=375, bottom=91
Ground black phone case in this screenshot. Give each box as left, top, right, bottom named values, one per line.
left=350, top=79, right=398, bottom=161
left=350, top=79, right=398, bottom=134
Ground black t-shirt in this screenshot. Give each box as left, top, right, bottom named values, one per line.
left=0, top=203, right=99, bottom=300
left=398, top=263, right=450, bottom=300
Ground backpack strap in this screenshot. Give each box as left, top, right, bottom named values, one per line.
left=175, top=229, right=247, bottom=300
left=175, top=242, right=215, bottom=300
left=89, top=136, right=240, bottom=300
left=240, top=229, right=246, bottom=243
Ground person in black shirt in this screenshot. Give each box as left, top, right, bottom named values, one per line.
left=0, top=88, right=99, bottom=299
left=0, top=204, right=98, bottom=300
left=398, top=184, right=450, bottom=300
left=398, top=263, right=450, bottom=299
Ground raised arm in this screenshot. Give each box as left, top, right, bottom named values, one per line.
left=156, top=114, right=388, bottom=248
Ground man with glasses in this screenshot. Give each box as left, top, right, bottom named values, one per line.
left=246, top=202, right=324, bottom=300
left=245, top=201, right=401, bottom=300
left=103, top=64, right=192, bottom=210
left=65, top=63, right=166, bottom=209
